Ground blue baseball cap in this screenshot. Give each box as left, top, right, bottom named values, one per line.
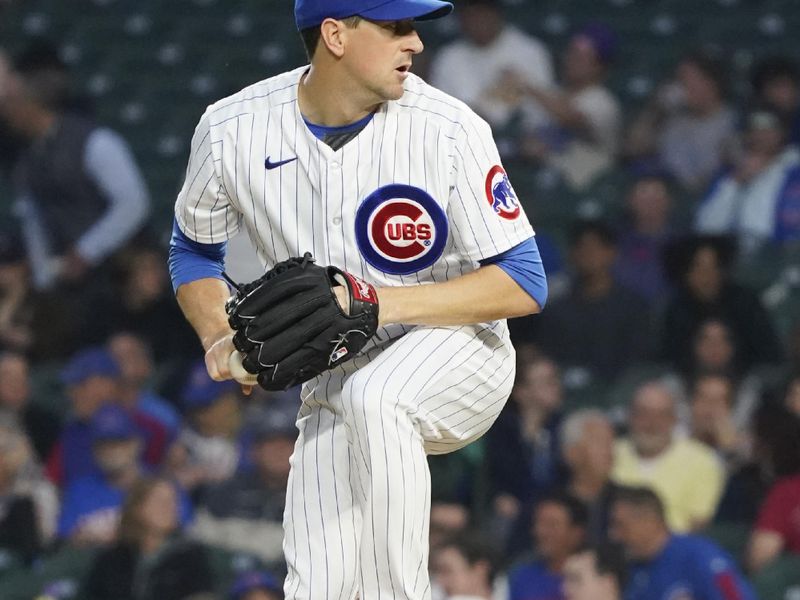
left=90, top=405, right=138, bottom=442
left=295, top=0, right=454, bottom=30
left=181, top=361, right=238, bottom=411
left=61, top=347, right=121, bottom=386
left=230, top=570, right=282, bottom=600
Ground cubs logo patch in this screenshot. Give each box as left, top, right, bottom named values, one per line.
left=485, top=165, right=520, bottom=220
left=355, top=184, right=448, bottom=275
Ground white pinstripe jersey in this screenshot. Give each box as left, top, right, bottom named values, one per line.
left=175, top=66, right=534, bottom=338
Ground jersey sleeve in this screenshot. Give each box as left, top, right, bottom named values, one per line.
left=174, top=109, right=241, bottom=244
left=447, top=114, right=535, bottom=262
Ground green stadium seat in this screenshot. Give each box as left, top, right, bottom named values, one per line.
left=753, top=555, right=800, bottom=600
left=701, top=522, right=751, bottom=565
left=0, top=546, right=99, bottom=600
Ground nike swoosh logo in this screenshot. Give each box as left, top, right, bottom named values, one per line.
left=265, top=156, right=297, bottom=170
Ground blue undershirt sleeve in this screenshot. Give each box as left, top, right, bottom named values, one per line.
left=168, top=218, right=227, bottom=293
left=479, top=236, right=548, bottom=308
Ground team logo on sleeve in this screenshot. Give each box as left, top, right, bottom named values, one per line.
left=355, top=184, right=448, bottom=275
left=485, top=165, right=520, bottom=220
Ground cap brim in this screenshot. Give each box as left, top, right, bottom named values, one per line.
left=359, top=0, right=453, bottom=22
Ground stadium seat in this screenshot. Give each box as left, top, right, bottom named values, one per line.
left=753, top=554, right=800, bottom=600
left=0, top=546, right=98, bottom=600
left=701, top=522, right=751, bottom=565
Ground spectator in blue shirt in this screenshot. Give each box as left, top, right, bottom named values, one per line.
left=509, top=492, right=588, bottom=600
left=58, top=405, right=191, bottom=545
left=610, top=486, right=756, bottom=600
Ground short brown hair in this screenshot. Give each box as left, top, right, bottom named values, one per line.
left=299, top=16, right=362, bottom=61
left=613, top=485, right=666, bottom=522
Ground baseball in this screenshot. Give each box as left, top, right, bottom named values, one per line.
left=228, top=350, right=258, bottom=385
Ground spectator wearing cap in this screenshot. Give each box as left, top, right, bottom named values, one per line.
left=45, top=347, right=169, bottom=488
left=230, top=570, right=283, bottom=600
left=191, top=409, right=295, bottom=567
left=0, top=41, right=149, bottom=291
left=57, top=404, right=192, bottom=546
left=517, top=22, right=622, bottom=190
left=108, top=331, right=180, bottom=436
left=165, top=361, right=242, bottom=496
left=610, top=486, right=755, bottom=600
left=626, top=50, right=737, bottom=194
left=534, top=219, right=651, bottom=383
left=428, top=0, right=554, bottom=144
left=0, top=350, right=61, bottom=461
left=695, top=107, right=800, bottom=252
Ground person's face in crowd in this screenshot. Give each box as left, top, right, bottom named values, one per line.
left=69, top=375, right=118, bottom=420
left=0, top=260, right=27, bottom=293
left=109, top=333, right=153, bottom=387
left=564, top=36, right=604, bottom=87
left=0, top=353, right=30, bottom=411
left=745, top=122, right=785, bottom=158
left=513, top=358, right=563, bottom=413
left=762, top=75, right=800, bottom=113
left=138, top=480, right=179, bottom=536
left=94, top=438, right=140, bottom=476
left=533, top=502, right=584, bottom=567
left=562, top=551, right=619, bottom=600
left=693, top=319, right=734, bottom=371
left=243, top=590, right=282, bottom=600
left=685, top=246, right=723, bottom=302
left=192, top=392, right=241, bottom=438
left=252, top=435, right=295, bottom=486
left=432, top=545, right=491, bottom=597
left=609, top=501, right=656, bottom=560
left=126, top=250, right=168, bottom=304
left=430, top=503, right=470, bottom=551
left=785, top=378, right=800, bottom=418
left=629, top=384, right=676, bottom=458
left=565, top=417, right=615, bottom=481
left=571, top=232, right=616, bottom=281
left=691, top=376, right=734, bottom=444
left=459, top=3, right=504, bottom=47
left=677, top=60, right=722, bottom=112
left=627, top=178, right=671, bottom=234
left=329, top=17, right=424, bottom=104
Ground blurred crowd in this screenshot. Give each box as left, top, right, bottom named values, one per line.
left=1, top=0, right=800, bottom=599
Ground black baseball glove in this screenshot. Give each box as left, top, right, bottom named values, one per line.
left=225, top=253, right=379, bottom=391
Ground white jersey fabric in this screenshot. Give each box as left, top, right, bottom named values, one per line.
left=175, top=66, right=535, bottom=600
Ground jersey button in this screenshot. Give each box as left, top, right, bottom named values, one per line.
left=330, top=162, right=340, bottom=170
left=332, top=216, right=342, bottom=225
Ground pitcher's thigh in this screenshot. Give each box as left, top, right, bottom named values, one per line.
left=341, top=323, right=516, bottom=455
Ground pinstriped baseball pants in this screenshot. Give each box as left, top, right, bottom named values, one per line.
left=282, top=322, right=515, bottom=600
